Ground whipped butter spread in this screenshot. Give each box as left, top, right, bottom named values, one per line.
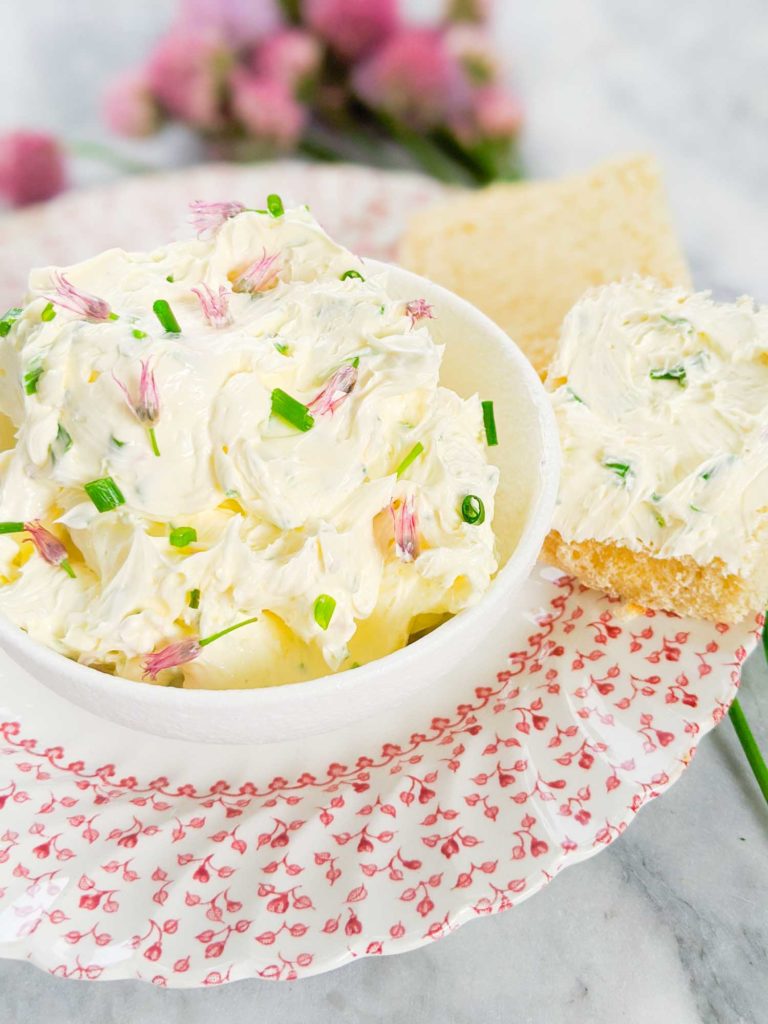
left=0, top=202, right=499, bottom=688
left=548, top=277, right=768, bottom=572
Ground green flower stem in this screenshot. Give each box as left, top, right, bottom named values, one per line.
left=728, top=697, right=768, bottom=806
left=66, top=139, right=154, bottom=175
left=199, top=616, right=259, bottom=648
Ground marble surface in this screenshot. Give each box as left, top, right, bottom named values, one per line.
left=0, top=1, right=767, bottom=1021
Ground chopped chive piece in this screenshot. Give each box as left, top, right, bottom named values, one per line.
left=350, top=356, right=360, bottom=368
left=50, top=423, right=72, bottom=462
left=481, top=400, right=498, bottom=446
left=566, top=386, right=585, bottom=404
left=189, top=588, right=201, bottom=609
left=132, top=328, right=147, bottom=340
left=649, top=364, right=686, bottom=387
left=379, top=304, right=385, bottom=314
left=108, top=312, right=120, bottom=321
left=40, top=302, right=56, bottom=322
left=271, top=388, right=314, bottom=432
left=461, top=494, right=485, bottom=525
left=85, top=476, right=126, bottom=512
left=603, top=460, right=631, bottom=480
left=169, top=526, right=197, bottom=548
left=660, top=314, right=691, bottom=329
left=651, top=507, right=666, bottom=528
left=111, top=436, right=126, bottom=448
left=700, top=468, right=713, bottom=481
left=274, top=341, right=290, bottom=355
left=148, top=426, right=160, bottom=457
left=267, top=193, right=284, bottom=217
left=23, top=364, right=43, bottom=395
left=153, top=299, right=181, bottom=334
left=340, top=269, right=365, bottom=281
left=690, top=503, right=703, bottom=513
left=61, top=559, right=76, bottom=579
left=0, top=521, right=24, bottom=534
left=396, top=441, right=424, bottom=478
left=0, top=307, right=22, bottom=337
left=165, top=274, right=174, bottom=283
left=313, top=593, right=336, bottom=630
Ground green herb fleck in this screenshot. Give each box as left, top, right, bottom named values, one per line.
left=271, top=388, right=314, bottom=432
left=0, top=307, right=22, bottom=337
left=350, top=356, right=360, bottom=368
left=274, top=341, right=290, bottom=355
left=40, top=302, right=56, bottom=322
left=267, top=193, right=284, bottom=218
left=110, top=436, right=126, bottom=448
left=153, top=299, right=181, bottom=334
left=148, top=426, right=160, bottom=458
left=603, top=460, right=632, bottom=480
left=85, top=476, right=126, bottom=513
left=165, top=274, right=174, bottom=283
left=660, top=314, right=692, bottom=330
left=108, top=312, right=120, bottom=321
left=313, top=593, right=336, bottom=631
left=395, top=442, right=424, bottom=479
left=23, top=364, right=43, bottom=395
left=189, top=588, right=201, bottom=609
left=0, top=521, right=24, bottom=534
left=650, top=507, right=666, bottom=528
left=689, top=503, right=703, bottom=513
left=132, top=328, right=147, bottom=340
left=169, top=526, right=197, bottom=548
left=481, top=400, right=498, bottom=446
left=379, top=304, right=385, bottom=315
left=50, top=423, right=72, bottom=462
left=566, top=386, right=585, bottom=404
left=461, top=494, right=485, bottom=525
left=340, top=269, right=365, bottom=282
left=649, top=364, right=687, bottom=387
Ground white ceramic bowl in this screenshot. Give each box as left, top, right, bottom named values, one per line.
left=0, top=262, right=559, bottom=744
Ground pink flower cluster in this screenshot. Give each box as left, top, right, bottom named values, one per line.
left=104, top=0, right=521, bottom=176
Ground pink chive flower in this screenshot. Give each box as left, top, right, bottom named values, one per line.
left=253, top=29, right=322, bottom=94
left=192, top=284, right=232, bottom=328
left=113, top=360, right=161, bottom=455
left=353, top=28, right=471, bottom=129
left=0, top=132, right=66, bottom=208
left=305, top=0, right=399, bottom=59
left=176, top=0, right=281, bottom=45
left=146, top=31, right=231, bottom=130
left=189, top=200, right=246, bottom=237
left=48, top=271, right=112, bottom=322
left=143, top=615, right=259, bottom=680
left=233, top=248, right=281, bottom=293
left=103, top=70, right=159, bottom=138
left=308, top=363, right=358, bottom=416
left=390, top=495, right=420, bottom=562
left=472, top=85, right=523, bottom=139
left=230, top=71, right=307, bottom=150
left=405, top=299, right=435, bottom=328
left=24, top=521, right=75, bottom=577
left=445, top=24, right=498, bottom=85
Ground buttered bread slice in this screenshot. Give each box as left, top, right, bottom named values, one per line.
left=543, top=277, right=768, bottom=623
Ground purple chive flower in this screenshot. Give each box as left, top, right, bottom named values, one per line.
left=405, top=299, right=435, bottom=328
left=192, top=283, right=232, bottom=328
left=307, top=364, right=358, bottom=416
left=233, top=248, right=280, bottom=293
left=48, top=271, right=112, bottom=322
left=113, top=359, right=161, bottom=456
left=390, top=495, right=420, bottom=562
left=188, top=200, right=246, bottom=237
left=24, top=520, right=75, bottom=577
left=0, top=132, right=67, bottom=207
left=142, top=615, right=259, bottom=680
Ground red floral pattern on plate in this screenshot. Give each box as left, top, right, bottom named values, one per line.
left=0, top=165, right=760, bottom=985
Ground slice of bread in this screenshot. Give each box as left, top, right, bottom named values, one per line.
left=545, top=277, right=768, bottom=623
left=400, top=155, right=691, bottom=373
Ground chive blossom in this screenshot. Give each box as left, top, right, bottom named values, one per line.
left=85, top=476, right=126, bottom=513
left=271, top=388, right=315, bottom=432
left=0, top=522, right=24, bottom=534
left=41, top=302, right=56, bottom=322
left=313, top=594, right=336, bottom=631
left=153, top=299, right=181, bottom=334
left=481, top=400, right=498, bottom=446
left=266, top=193, right=284, bottom=217
left=0, top=307, right=22, bottom=337
left=23, top=364, right=43, bottom=395
left=340, top=269, right=365, bottom=281
left=169, top=526, right=197, bottom=548
left=461, top=494, right=485, bottom=525
left=395, top=442, right=424, bottom=479
left=649, top=364, right=687, bottom=387
left=189, top=588, right=201, bottom=609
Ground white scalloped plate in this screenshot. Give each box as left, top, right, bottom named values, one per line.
left=0, top=164, right=761, bottom=985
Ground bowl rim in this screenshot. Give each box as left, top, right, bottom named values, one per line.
left=0, top=260, right=560, bottom=711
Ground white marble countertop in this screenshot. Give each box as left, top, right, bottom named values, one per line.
left=0, top=1, right=767, bottom=1021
